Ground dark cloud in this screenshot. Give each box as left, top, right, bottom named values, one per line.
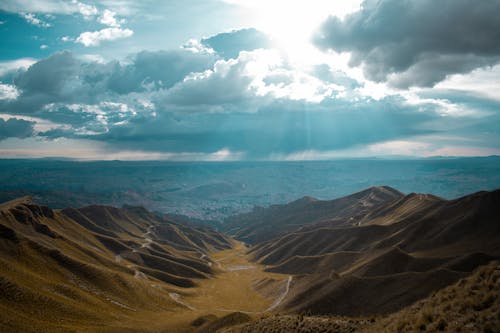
left=0, top=118, right=35, bottom=140
left=39, top=96, right=437, bottom=157
left=3, top=44, right=497, bottom=158
left=14, top=51, right=79, bottom=96
left=314, top=0, right=500, bottom=88
left=201, top=28, right=272, bottom=59
left=105, top=50, right=217, bottom=94
left=1, top=49, right=217, bottom=114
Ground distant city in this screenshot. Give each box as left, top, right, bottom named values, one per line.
left=2, top=156, right=499, bottom=220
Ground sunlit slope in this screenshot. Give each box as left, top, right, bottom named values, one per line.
left=249, top=189, right=500, bottom=316
left=0, top=197, right=234, bottom=332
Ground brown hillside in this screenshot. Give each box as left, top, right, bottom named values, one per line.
left=223, top=186, right=403, bottom=244
left=0, top=198, right=233, bottom=332
left=221, top=262, right=500, bottom=333
left=249, top=189, right=500, bottom=316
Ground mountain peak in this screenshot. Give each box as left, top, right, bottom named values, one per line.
left=0, top=196, right=33, bottom=210
left=290, top=196, right=319, bottom=205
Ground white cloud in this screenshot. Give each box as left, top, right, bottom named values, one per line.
left=40, top=44, right=48, bottom=49
left=0, top=58, right=37, bottom=76
left=402, top=92, right=491, bottom=118
left=20, top=13, right=51, bottom=27
left=164, top=49, right=340, bottom=107
left=74, top=0, right=98, bottom=19
left=182, top=39, right=215, bottom=54
left=61, top=36, right=72, bottom=42
left=1, top=0, right=97, bottom=17
left=0, top=84, right=20, bottom=100
left=75, top=27, right=133, bottom=47
left=78, top=53, right=106, bottom=63
left=435, top=64, right=500, bottom=102
left=99, top=9, right=122, bottom=27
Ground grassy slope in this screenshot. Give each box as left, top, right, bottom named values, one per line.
left=0, top=199, right=292, bottom=333
left=1, top=199, right=273, bottom=332
left=219, top=261, right=500, bottom=333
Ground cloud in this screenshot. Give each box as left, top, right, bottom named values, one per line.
left=0, top=118, right=35, bottom=140
left=2, top=47, right=499, bottom=159
left=0, top=84, right=20, bottom=100
left=0, top=58, right=35, bottom=72
left=1, top=49, right=217, bottom=115
left=13, top=51, right=80, bottom=99
left=75, top=0, right=98, bottom=19
left=0, top=0, right=97, bottom=17
left=99, top=9, right=122, bottom=27
left=106, top=50, right=217, bottom=94
left=434, top=64, right=500, bottom=102
left=43, top=95, right=435, bottom=158
left=314, top=0, right=500, bottom=88
left=4, top=49, right=215, bottom=121
left=161, top=49, right=339, bottom=109
left=201, top=28, right=273, bottom=59
left=75, top=27, right=134, bottom=47
left=20, top=12, right=51, bottom=27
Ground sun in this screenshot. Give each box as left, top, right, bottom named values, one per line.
left=223, top=0, right=362, bottom=63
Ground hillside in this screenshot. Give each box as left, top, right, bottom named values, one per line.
left=248, top=189, right=500, bottom=316
left=220, top=261, right=500, bottom=333
left=223, top=186, right=403, bottom=244
left=0, top=197, right=234, bottom=332
left=1, top=187, right=499, bottom=332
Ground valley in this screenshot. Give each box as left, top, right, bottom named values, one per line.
left=1, top=186, right=499, bottom=332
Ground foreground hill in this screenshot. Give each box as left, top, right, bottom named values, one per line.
left=0, top=197, right=233, bottom=332
left=249, top=189, right=500, bottom=316
left=221, top=261, right=500, bottom=333
left=223, top=186, right=403, bottom=244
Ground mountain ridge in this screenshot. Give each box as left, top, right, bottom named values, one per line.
left=247, top=188, right=500, bottom=316
left=222, top=186, right=404, bottom=244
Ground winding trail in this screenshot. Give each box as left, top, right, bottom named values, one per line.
left=263, top=276, right=292, bottom=312
left=168, top=292, right=197, bottom=311
left=140, top=225, right=155, bottom=249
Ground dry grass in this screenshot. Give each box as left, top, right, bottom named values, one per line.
left=221, top=262, right=500, bottom=333
left=361, top=261, right=500, bottom=333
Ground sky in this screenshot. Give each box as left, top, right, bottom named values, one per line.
left=0, top=0, right=499, bottom=160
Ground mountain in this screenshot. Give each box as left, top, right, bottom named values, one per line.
left=222, top=186, right=404, bottom=244
left=248, top=189, right=500, bottom=316
left=0, top=197, right=232, bottom=332
left=1, top=186, right=499, bottom=332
